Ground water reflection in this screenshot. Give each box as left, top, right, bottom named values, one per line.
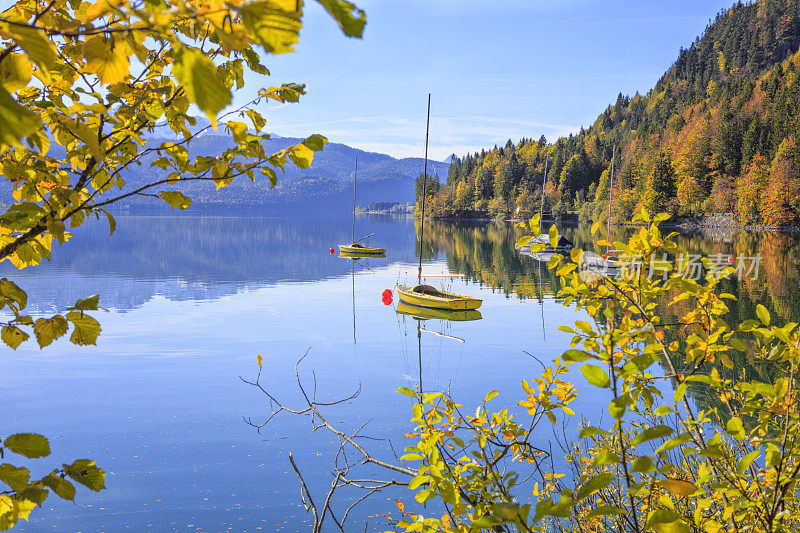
left=420, top=219, right=800, bottom=321
left=4, top=214, right=800, bottom=531
left=2, top=215, right=407, bottom=313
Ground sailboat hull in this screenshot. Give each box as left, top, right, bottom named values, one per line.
left=338, top=244, right=386, bottom=255
left=395, top=284, right=482, bottom=310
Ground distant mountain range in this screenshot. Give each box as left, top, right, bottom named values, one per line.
left=116, top=126, right=451, bottom=214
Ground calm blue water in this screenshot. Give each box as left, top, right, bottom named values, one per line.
left=2, top=215, right=796, bottom=531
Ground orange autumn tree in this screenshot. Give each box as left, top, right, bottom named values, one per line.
left=737, top=154, right=770, bottom=224
left=761, top=137, right=800, bottom=226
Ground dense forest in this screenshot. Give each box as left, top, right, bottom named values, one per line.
left=422, top=0, right=800, bottom=226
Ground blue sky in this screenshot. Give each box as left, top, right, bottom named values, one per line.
left=237, top=0, right=738, bottom=161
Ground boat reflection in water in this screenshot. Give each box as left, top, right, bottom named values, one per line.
left=395, top=301, right=482, bottom=322
left=338, top=251, right=386, bottom=344
left=395, top=300, right=482, bottom=393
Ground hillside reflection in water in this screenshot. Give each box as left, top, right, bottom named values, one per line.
left=2, top=214, right=797, bottom=531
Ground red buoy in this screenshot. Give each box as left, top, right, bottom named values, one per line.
left=382, top=288, right=393, bottom=305
left=330, top=247, right=335, bottom=254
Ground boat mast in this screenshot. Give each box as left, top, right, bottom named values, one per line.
left=607, top=145, right=615, bottom=244
left=540, top=152, right=549, bottom=224
left=417, top=320, right=423, bottom=394
left=352, top=157, right=358, bottom=244
left=351, top=259, right=356, bottom=345
left=418, top=94, right=431, bottom=285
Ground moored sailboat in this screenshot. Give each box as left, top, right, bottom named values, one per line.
left=338, top=158, right=385, bottom=255
left=395, top=94, right=482, bottom=311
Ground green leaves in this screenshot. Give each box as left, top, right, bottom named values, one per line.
left=580, top=364, right=610, bottom=388
left=0, top=279, right=27, bottom=310
left=0, top=87, right=40, bottom=148
left=33, top=316, right=68, bottom=348
left=3, top=434, right=50, bottom=459
left=756, top=304, right=770, bottom=326
left=65, top=312, right=101, bottom=346
left=630, top=425, right=673, bottom=447
left=646, top=509, right=688, bottom=533
left=575, top=473, right=613, bottom=500
left=563, top=349, right=592, bottom=362
left=63, top=460, right=105, bottom=492
left=590, top=450, right=619, bottom=466
left=302, top=134, right=328, bottom=152
left=173, top=47, right=232, bottom=123
left=631, top=456, right=656, bottom=473
left=316, top=0, right=367, bottom=37
left=71, top=295, right=100, bottom=312
left=484, top=390, right=499, bottom=402
left=579, top=426, right=609, bottom=439
left=726, top=417, right=745, bottom=440
left=0, top=465, right=30, bottom=493
left=4, top=24, right=57, bottom=72
left=737, top=450, right=760, bottom=475
left=160, top=191, right=192, bottom=211
left=41, top=474, right=75, bottom=501
left=1, top=327, right=27, bottom=349
left=414, top=489, right=436, bottom=503
left=0, top=433, right=103, bottom=529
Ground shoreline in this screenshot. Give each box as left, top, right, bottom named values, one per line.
left=424, top=213, right=800, bottom=233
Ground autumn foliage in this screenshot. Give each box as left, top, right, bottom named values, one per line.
left=427, top=0, right=800, bottom=226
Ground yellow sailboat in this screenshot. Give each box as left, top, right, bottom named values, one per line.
left=395, top=285, right=482, bottom=311
left=395, top=94, right=482, bottom=312
left=338, top=243, right=385, bottom=255
left=338, top=158, right=385, bottom=256
left=339, top=249, right=385, bottom=258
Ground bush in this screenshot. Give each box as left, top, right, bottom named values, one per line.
left=389, top=211, right=800, bottom=532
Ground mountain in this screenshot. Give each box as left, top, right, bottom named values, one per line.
left=114, top=126, right=450, bottom=214
left=437, top=0, right=800, bottom=226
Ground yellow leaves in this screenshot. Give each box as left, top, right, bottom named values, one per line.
left=256, top=354, right=263, bottom=366
left=213, top=162, right=232, bottom=189
left=83, top=36, right=130, bottom=85
left=65, top=311, right=101, bottom=345
left=3, top=24, right=57, bottom=73
left=85, top=0, right=126, bottom=22
left=34, top=316, right=69, bottom=348
left=658, top=478, right=697, bottom=498
left=0, top=86, right=41, bottom=149
left=58, top=119, right=105, bottom=162
left=236, top=0, right=303, bottom=55
left=0, top=53, right=32, bottom=92
left=287, top=143, right=315, bottom=169
left=1, top=325, right=29, bottom=349
left=160, top=191, right=192, bottom=210
left=225, top=121, right=248, bottom=143
left=172, top=46, right=232, bottom=124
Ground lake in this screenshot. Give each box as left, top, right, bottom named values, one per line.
left=3, top=214, right=799, bottom=531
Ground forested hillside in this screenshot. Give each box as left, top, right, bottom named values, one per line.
left=431, top=0, right=800, bottom=226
